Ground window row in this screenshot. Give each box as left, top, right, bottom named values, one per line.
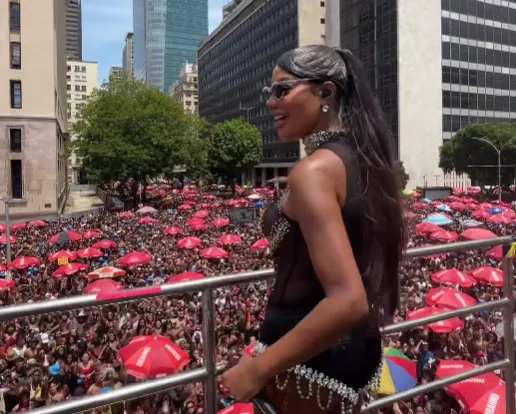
left=442, top=41, right=516, bottom=68
left=442, top=0, right=516, bottom=26
left=443, top=66, right=516, bottom=90
left=442, top=17, right=516, bottom=47
left=442, top=90, right=516, bottom=112
left=443, top=114, right=516, bottom=132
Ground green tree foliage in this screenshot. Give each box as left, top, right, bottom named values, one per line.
left=72, top=76, right=207, bottom=197
left=439, top=123, right=516, bottom=188
left=393, top=161, right=410, bottom=190
left=207, top=117, right=263, bottom=184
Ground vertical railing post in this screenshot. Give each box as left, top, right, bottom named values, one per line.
left=502, top=254, right=515, bottom=414
left=202, top=287, right=218, bottom=414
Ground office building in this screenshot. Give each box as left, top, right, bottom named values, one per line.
left=170, top=62, right=199, bottom=114
left=340, top=0, right=516, bottom=188
left=109, top=66, right=124, bottom=83
left=66, top=0, right=82, bottom=60
left=198, top=0, right=326, bottom=185
left=0, top=0, right=69, bottom=217
left=123, top=32, right=134, bottom=79
left=223, top=0, right=241, bottom=18
left=133, top=0, right=208, bottom=93
left=67, top=60, right=98, bottom=184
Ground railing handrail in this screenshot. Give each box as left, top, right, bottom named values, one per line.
left=12, top=235, right=515, bottom=414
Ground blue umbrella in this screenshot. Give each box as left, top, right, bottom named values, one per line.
left=424, top=214, right=453, bottom=226
left=488, top=207, right=503, bottom=215
left=437, top=204, right=451, bottom=212
left=461, top=219, right=483, bottom=228
left=422, top=198, right=432, bottom=204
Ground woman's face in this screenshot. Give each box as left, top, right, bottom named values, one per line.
left=266, top=66, right=323, bottom=141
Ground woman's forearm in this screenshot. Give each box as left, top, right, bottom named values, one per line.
left=255, top=293, right=368, bottom=379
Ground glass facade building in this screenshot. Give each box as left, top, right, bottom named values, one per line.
left=133, top=0, right=208, bottom=93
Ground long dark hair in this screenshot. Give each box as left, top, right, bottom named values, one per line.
left=277, top=45, right=406, bottom=322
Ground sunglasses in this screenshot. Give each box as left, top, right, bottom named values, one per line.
left=262, top=78, right=320, bottom=101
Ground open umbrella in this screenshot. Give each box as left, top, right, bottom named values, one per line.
left=136, top=206, right=157, bottom=214
left=163, top=226, right=182, bottom=236
left=10, top=222, right=26, bottom=231
left=83, top=230, right=102, bottom=240
left=0, top=235, right=16, bottom=245
left=461, top=228, right=497, bottom=241
left=470, top=266, right=503, bottom=287
left=91, top=240, right=118, bottom=250
left=120, top=211, right=134, bottom=219
left=0, top=279, right=15, bottom=291
left=49, top=230, right=82, bottom=245
left=138, top=217, right=158, bottom=225
left=48, top=250, right=77, bottom=263
left=177, top=237, right=201, bottom=249
left=87, top=266, right=126, bottom=280
left=8, top=256, right=41, bottom=270
left=117, top=335, right=190, bottom=379
left=52, top=263, right=87, bottom=278
left=218, top=403, right=254, bottom=414
left=430, top=269, right=476, bottom=288
left=425, top=288, right=476, bottom=310
left=194, top=210, right=209, bottom=219
left=84, top=279, right=123, bottom=294
left=406, top=307, right=464, bottom=333
left=76, top=248, right=103, bottom=259
left=378, top=348, right=417, bottom=395
left=429, top=230, right=459, bottom=242
left=415, top=222, right=442, bottom=236
left=424, top=214, right=453, bottom=226
left=27, top=220, right=47, bottom=228
left=119, top=252, right=151, bottom=267
left=167, top=272, right=204, bottom=284
left=201, top=247, right=229, bottom=259
left=217, top=234, right=243, bottom=245
left=250, top=238, right=269, bottom=252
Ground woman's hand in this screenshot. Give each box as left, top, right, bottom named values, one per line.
left=221, top=354, right=269, bottom=402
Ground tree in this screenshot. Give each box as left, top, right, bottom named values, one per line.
left=72, top=76, right=207, bottom=198
left=207, top=117, right=262, bottom=184
left=393, top=160, right=409, bottom=190
left=439, top=123, right=516, bottom=188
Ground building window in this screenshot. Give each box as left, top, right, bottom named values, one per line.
left=9, top=129, right=22, bottom=152
left=320, top=1, right=325, bottom=5
left=9, top=2, right=20, bottom=31
left=67, top=84, right=71, bottom=91
left=320, top=18, right=325, bottom=24
left=10, top=80, right=22, bottom=109
left=10, top=160, right=22, bottom=199
left=10, top=42, right=21, bottom=69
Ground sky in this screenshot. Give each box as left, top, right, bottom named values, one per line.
left=82, top=0, right=227, bottom=84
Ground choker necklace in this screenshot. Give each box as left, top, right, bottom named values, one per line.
left=302, top=130, right=347, bottom=156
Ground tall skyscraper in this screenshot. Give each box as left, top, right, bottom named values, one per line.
left=0, top=0, right=69, bottom=216
left=123, top=32, right=134, bottom=79
left=66, top=0, right=82, bottom=60
left=109, top=66, right=124, bottom=83
left=133, top=0, right=208, bottom=93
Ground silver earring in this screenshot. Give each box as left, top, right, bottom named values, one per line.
left=322, top=105, right=329, bottom=113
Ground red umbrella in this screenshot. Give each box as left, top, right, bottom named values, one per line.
left=218, top=403, right=254, bottom=414
left=187, top=218, right=205, bottom=226
left=194, top=210, right=209, bottom=219
left=461, top=228, right=497, bottom=240
left=190, top=223, right=207, bottom=231
left=426, top=288, right=476, bottom=310
left=412, top=202, right=429, bottom=210
left=468, top=381, right=511, bottom=414
left=52, top=262, right=87, bottom=278
left=167, top=272, right=204, bottom=283
left=429, top=230, right=459, bottom=242
left=87, top=266, right=126, bottom=280
left=487, top=214, right=513, bottom=224
left=120, top=211, right=134, bottom=219
left=0, top=279, right=14, bottom=291
left=178, top=203, right=193, bottom=211
left=27, top=220, right=47, bottom=228
left=76, top=248, right=103, bottom=259
left=48, top=250, right=77, bottom=262
left=0, top=225, right=5, bottom=232
left=415, top=222, right=442, bottom=235
left=486, top=245, right=503, bottom=261
left=0, top=264, right=6, bottom=272
left=201, top=247, right=229, bottom=259
left=217, top=234, right=242, bottom=245
left=471, top=210, right=490, bottom=220
left=430, top=269, right=476, bottom=288
left=406, top=307, right=464, bottom=333
left=138, top=217, right=158, bottom=225
left=470, top=266, right=504, bottom=287
left=119, top=252, right=151, bottom=267
left=436, top=360, right=475, bottom=380
left=136, top=206, right=157, bottom=214
left=203, top=194, right=216, bottom=200
left=448, top=202, right=467, bottom=211
left=91, top=240, right=118, bottom=249
left=117, top=335, right=190, bottom=379
left=177, top=237, right=201, bottom=249
left=83, top=230, right=102, bottom=240
left=163, top=226, right=182, bottom=236
left=250, top=238, right=269, bottom=252
left=9, top=256, right=41, bottom=270
left=0, top=234, right=16, bottom=245
left=10, top=222, right=26, bottom=231
left=84, top=279, right=123, bottom=294
left=49, top=230, right=82, bottom=244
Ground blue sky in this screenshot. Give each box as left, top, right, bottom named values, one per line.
left=82, top=0, right=227, bottom=83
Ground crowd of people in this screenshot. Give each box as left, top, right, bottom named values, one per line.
left=0, top=184, right=513, bottom=414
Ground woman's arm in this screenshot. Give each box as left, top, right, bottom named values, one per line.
left=254, top=153, right=369, bottom=378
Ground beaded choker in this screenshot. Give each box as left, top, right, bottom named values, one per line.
left=302, top=130, right=347, bottom=156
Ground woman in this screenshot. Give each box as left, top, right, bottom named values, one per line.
left=222, top=45, right=405, bottom=413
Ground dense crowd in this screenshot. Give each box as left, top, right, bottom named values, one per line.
left=0, top=185, right=514, bottom=414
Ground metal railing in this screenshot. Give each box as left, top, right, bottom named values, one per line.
left=4, top=236, right=513, bottom=414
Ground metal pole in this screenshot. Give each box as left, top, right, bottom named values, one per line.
left=4, top=200, right=11, bottom=269
left=202, top=287, right=218, bottom=414
left=498, top=150, right=502, bottom=202
left=502, top=255, right=515, bottom=414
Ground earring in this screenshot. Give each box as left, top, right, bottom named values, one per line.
left=322, top=105, right=329, bottom=113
